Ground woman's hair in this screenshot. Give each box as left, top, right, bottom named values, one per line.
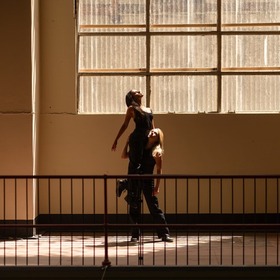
left=151, top=128, right=164, bottom=157
left=125, top=90, right=139, bottom=107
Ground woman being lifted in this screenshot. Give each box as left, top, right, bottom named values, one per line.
left=111, top=89, right=155, bottom=174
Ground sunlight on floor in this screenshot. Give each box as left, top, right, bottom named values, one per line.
left=0, top=233, right=279, bottom=266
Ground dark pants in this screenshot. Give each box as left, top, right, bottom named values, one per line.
left=128, top=180, right=170, bottom=239
left=128, top=132, right=146, bottom=174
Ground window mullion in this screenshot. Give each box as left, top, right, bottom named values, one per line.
left=217, top=0, right=222, bottom=113
left=146, top=0, right=151, bottom=107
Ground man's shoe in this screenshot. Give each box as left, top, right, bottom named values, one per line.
left=116, top=179, right=128, bottom=197
left=162, top=234, right=173, bottom=242
left=130, top=237, right=139, bottom=243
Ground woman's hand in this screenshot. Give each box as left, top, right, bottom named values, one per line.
left=153, top=186, right=160, bottom=196
left=111, top=140, right=117, bottom=151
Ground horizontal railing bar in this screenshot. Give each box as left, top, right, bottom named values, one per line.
left=0, top=174, right=280, bottom=179
left=0, top=223, right=279, bottom=230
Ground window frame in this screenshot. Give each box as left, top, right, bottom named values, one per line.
left=75, top=0, right=280, bottom=114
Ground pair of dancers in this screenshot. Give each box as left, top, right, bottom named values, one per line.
left=112, top=90, right=173, bottom=243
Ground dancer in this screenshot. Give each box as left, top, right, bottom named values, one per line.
left=111, top=89, right=154, bottom=174
left=121, top=128, right=173, bottom=243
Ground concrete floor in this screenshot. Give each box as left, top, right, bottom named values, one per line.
left=0, top=232, right=279, bottom=267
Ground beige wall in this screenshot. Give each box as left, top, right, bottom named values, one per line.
left=1, top=0, right=280, bottom=217
left=38, top=0, right=280, bottom=176
left=2, top=0, right=280, bottom=176
left=0, top=0, right=32, bottom=175
left=0, top=0, right=33, bottom=223
left=36, top=0, right=280, bottom=215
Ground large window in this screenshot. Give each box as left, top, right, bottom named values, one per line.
left=76, top=0, right=280, bottom=114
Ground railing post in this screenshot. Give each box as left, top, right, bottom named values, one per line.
left=102, top=174, right=111, bottom=267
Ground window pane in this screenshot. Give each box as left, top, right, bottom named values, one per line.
left=151, top=36, right=217, bottom=70
left=223, top=35, right=280, bottom=68
left=222, top=0, right=280, bottom=31
left=222, top=76, right=280, bottom=112
left=79, top=36, right=146, bottom=71
left=151, top=76, right=217, bottom=113
left=78, top=0, right=146, bottom=32
left=77, top=0, right=280, bottom=114
left=78, top=76, right=146, bottom=114
left=151, top=0, right=217, bottom=31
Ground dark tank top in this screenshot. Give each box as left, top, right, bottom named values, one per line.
left=128, top=107, right=153, bottom=174
left=133, top=107, right=153, bottom=135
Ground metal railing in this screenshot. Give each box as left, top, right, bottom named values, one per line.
left=0, top=175, right=279, bottom=267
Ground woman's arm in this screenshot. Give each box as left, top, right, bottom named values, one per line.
left=153, top=155, right=162, bottom=195
left=121, top=138, right=130, bottom=159
left=111, top=107, right=134, bottom=151
left=151, top=118, right=155, bottom=129
left=149, top=109, right=155, bottom=129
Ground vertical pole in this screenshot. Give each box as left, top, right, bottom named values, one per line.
left=146, top=0, right=151, bottom=106
left=217, top=0, right=222, bottom=112
left=102, top=175, right=111, bottom=267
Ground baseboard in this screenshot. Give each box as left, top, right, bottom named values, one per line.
left=1, top=214, right=278, bottom=238
left=0, top=220, right=35, bottom=238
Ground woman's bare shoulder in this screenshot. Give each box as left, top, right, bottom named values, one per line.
left=126, top=106, right=135, bottom=117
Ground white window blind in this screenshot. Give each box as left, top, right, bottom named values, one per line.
left=76, top=0, right=280, bottom=114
